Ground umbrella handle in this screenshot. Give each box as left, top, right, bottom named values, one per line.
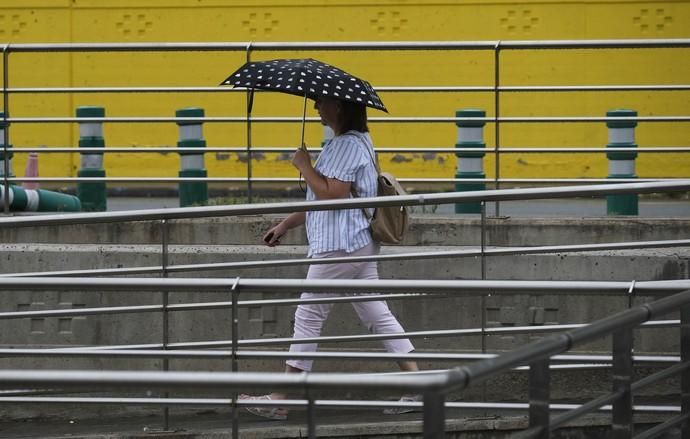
left=299, top=93, right=308, bottom=151
left=246, top=89, right=255, bottom=114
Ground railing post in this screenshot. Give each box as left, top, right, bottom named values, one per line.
left=606, top=109, right=638, bottom=216
left=455, top=109, right=486, bottom=214
left=612, top=326, right=634, bottom=439
left=160, top=219, right=170, bottom=432
left=176, top=107, right=208, bottom=207
left=2, top=47, right=9, bottom=214
left=76, top=106, right=107, bottom=212
left=423, top=391, right=445, bottom=439
left=1, top=111, right=11, bottom=213
left=0, top=111, right=12, bottom=180
left=681, top=301, right=689, bottom=439
left=528, top=358, right=551, bottom=439
left=231, top=277, right=240, bottom=439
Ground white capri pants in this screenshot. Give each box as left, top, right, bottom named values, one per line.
left=286, top=241, right=414, bottom=371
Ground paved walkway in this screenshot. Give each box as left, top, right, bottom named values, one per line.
left=0, top=406, right=525, bottom=438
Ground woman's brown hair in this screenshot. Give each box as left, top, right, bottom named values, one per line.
left=338, top=100, right=369, bottom=133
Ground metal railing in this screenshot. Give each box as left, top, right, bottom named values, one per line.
left=0, top=277, right=688, bottom=438
left=2, top=39, right=689, bottom=212
left=1, top=180, right=689, bottom=437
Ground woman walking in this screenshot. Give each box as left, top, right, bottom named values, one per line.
left=239, top=95, right=419, bottom=420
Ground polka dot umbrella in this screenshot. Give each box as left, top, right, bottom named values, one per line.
left=221, top=58, right=388, bottom=113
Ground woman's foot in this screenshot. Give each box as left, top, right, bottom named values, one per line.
left=383, top=394, right=423, bottom=415
left=238, top=394, right=288, bottom=420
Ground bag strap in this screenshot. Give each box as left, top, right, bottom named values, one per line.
left=347, top=132, right=378, bottom=220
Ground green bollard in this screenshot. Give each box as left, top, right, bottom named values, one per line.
left=0, top=184, right=81, bottom=212
left=606, top=109, right=638, bottom=216
left=76, top=106, right=107, bottom=212
left=176, top=107, right=208, bottom=207
left=455, top=109, right=486, bottom=214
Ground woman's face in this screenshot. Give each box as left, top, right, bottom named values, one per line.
left=314, top=97, right=341, bottom=129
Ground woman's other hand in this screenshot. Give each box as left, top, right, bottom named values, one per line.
left=263, top=223, right=287, bottom=247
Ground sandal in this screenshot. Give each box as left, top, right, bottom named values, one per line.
left=383, top=394, right=423, bottom=415
left=238, top=394, right=288, bottom=421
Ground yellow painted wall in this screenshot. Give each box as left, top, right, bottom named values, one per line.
left=1, top=1, right=689, bottom=188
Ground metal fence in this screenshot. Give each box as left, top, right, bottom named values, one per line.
left=0, top=279, right=688, bottom=439
left=2, top=39, right=690, bottom=212
left=1, top=180, right=689, bottom=437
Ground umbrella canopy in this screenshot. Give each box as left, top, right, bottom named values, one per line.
left=221, top=58, right=388, bottom=113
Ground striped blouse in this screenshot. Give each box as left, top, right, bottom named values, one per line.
left=305, top=130, right=378, bottom=257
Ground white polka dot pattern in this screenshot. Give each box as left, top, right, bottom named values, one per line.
left=221, top=58, right=388, bottom=113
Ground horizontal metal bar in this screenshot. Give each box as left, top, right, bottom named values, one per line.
left=4, top=39, right=689, bottom=53
left=4, top=42, right=254, bottom=53
left=7, top=146, right=690, bottom=154
left=2, top=180, right=688, bottom=227
left=37, top=327, right=681, bottom=355
left=6, top=116, right=690, bottom=124
left=5, top=177, right=686, bottom=185
left=499, top=85, right=690, bottom=92
left=0, top=277, right=689, bottom=296
left=0, top=293, right=427, bottom=318
left=633, top=413, right=690, bottom=439
left=0, top=396, right=680, bottom=416
left=631, top=362, right=690, bottom=393
left=6, top=84, right=690, bottom=94
left=0, top=348, right=678, bottom=364
left=0, top=396, right=235, bottom=406
left=549, top=388, right=623, bottom=430
left=0, top=369, right=449, bottom=392
left=8, top=239, right=686, bottom=279
left=498, top=39, right=690, bottom=49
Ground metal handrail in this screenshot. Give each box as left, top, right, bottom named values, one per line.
left=4, top=39, right=690, bottom=52
left=0, top=289, right=687, bottom=437
left=1, top=277, right=688, bottom=294
left=5, top=84, right=690, bottom=93
left=3, top=238, right=689, bottom=278
left=7, top=146, right=690, bottom=153
left=1, top=180, right=689, bottom=227
left=0, top=348, right=679, bottom=364
left=3, top=177, right=686, bottom=184
left=1, top=273, right=688, bottom=436
left=5, top=115, right=690, bottom=123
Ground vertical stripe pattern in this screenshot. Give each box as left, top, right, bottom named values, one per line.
left=305, top=130, right=377, bottom=256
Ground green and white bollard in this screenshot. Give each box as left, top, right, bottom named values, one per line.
left=0, top=184, right=81, bottom=212
left=455, top=109, right=486, bottom=213
left=0, top=111, right=12, bottom=179
left=76, top=106, right=107, bottom=212
left=176, top=107, right=208, bottom=207
left=606, top=109, right=638, bottom=216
